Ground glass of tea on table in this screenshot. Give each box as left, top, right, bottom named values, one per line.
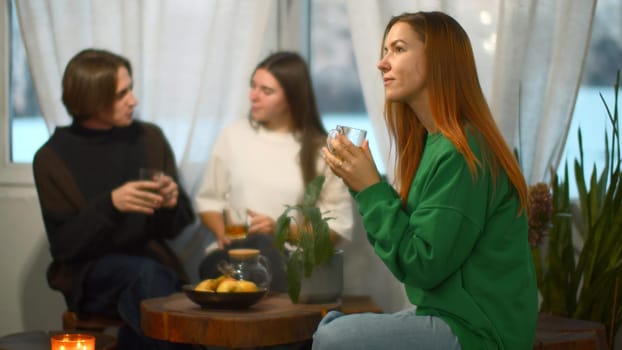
left=223, top=206, right=248, bottom=240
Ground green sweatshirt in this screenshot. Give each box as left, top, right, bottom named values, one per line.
left=354, top=132, right=537, bottom=349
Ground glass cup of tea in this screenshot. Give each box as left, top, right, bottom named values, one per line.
left=223, top=206, right=248, bottom=240
left=139, top=168, right=164, bottom=194
left=326, top=125, right=367, bottom=154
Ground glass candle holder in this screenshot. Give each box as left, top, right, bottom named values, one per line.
left=50, top=333, right=95, bottom=350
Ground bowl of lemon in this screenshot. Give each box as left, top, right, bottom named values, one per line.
left=183, top=275, right=268, bottom=309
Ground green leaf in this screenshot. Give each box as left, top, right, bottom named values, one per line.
left=303, top=175, right=325, bottom=206
left=578, top=127, right=584, bottom=168
left=313, top=219, right=334, bottom=265
left=300, top=232, right=317, bottom=277
left=286, top=251, right=303, bottom=303
left=531, top=247, right=544, bottom=287
left=274, top=214, right=292, bottom=253
left=301, top=206, right=322, bottom=226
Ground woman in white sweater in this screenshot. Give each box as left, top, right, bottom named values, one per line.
left=195, top=51, right=353, bottom=292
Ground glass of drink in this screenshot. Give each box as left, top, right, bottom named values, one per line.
left=326, top=125, right=367, bottom=153
left=223, top=206, right=248, bottom=240
left=139, top=168, right=164, bottom=194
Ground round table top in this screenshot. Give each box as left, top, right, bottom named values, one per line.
left=141, top=292, right=340, bottom=348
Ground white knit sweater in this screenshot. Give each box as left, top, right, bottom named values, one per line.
left=195, top=118, right=353, bottom=241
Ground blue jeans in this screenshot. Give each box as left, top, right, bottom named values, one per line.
left=81, top=254, right=192, bottom=350
left=312, top=308, right=461, bottom=350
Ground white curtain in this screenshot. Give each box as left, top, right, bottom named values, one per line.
left=346, top=0, right=595, bottom=184
left=491, top=0, right=596, bottom=184
left=16, top=0, right=272, bottom=281
left=344, top=0, right=594, bottom=311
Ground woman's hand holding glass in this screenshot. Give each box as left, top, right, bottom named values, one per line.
left=247, top=209, right=276, bottom=235
left=215, top=209, right=274, bottom=250
left=323, top=134, right=381, bottom=192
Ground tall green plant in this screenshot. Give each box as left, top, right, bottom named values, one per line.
left=533, top=164, right=574, bottom=316
left=537, top=71, right=622, bottom=348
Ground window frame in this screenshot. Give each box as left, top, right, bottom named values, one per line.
left=0, top=1, right=34, bottom=186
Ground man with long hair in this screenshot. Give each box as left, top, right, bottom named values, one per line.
left=33, top=48, right=194, bottom=349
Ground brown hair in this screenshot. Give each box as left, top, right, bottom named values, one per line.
left=61, top=48, right=132, bottom=122
left=382, top=12, right=527, bottom=212
left=251, top=51, right=327, bottom=187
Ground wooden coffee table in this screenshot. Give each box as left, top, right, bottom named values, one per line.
left=141, top=292, right=381, bottom=349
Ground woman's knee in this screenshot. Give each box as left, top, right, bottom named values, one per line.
left=312, top=324, right=341, bottom=350
left=312, top=311, right=349, bottom=350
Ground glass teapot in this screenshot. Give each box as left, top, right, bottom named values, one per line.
left=218, top=248, right=272, bottom=291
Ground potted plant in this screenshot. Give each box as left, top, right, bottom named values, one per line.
left=533, top=70, right=622, bottom=348
left=274, top=175, right=342, bottom=303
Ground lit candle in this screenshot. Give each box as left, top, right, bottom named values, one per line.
left=50, top=333, right=95, bottom=350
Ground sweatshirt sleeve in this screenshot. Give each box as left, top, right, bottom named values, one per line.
left=33, top=146, right=123, bottom=262
left=354, top=150, right=485, bottom=290
left=194, top=130, right=229, bottom=213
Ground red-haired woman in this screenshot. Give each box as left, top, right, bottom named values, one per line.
left=315, top=11, right=537, bottom=350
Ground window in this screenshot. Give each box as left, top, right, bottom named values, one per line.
left=557, top=0, right=622, bottom=198
left=9, top=0, right=47, bottom=164
left=309, top=0, right=386, bottom=173
left=1, top=0, right=45, bottom=185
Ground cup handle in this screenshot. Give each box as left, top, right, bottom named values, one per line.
left=326, top=129, right=339, bottom=152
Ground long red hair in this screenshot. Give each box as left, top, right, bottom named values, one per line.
left=382, top=12, right=527, bottom=213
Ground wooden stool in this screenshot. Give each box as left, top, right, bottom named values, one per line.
left=340, top=295, right=383, bottom=314
left=62, top=310, right=123, bottom=336
left=534, top=314, right=608, bottom=350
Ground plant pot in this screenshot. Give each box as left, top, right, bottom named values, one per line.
left=298, top=250, right=343, bottom=303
